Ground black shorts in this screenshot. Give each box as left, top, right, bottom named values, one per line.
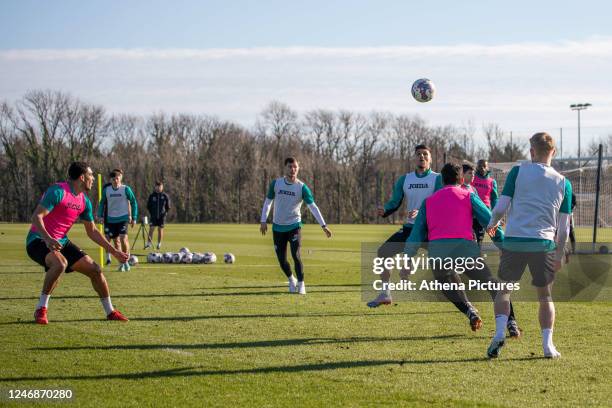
left=150, top=215, right=166, bottom=227
left=273, top=226, right=301, bottom=245
left=26, top=239, right=87, bottom=273
left=472, top=218, right=485, bottom=243
left=377, top=225, right=413, bottom=258
left=104, top=222, right=128, bottom=238
left=498, top=249, right=556, bottom=287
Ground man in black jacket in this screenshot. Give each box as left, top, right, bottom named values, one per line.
left=145, top=181, right=170, bottom=250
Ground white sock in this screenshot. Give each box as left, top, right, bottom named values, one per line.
left=494, top=314, right=508, bottom=341
left=542, top=328, right=553, bottom=347
left=106, top=253, right=111, bottom=262
left=101, top=297, right=114, bottom=315
left=383, top=287, right=391, bottom=297
left=542, top=329, right=561, bottom=357
left=37, top=293, right=50, bottom=309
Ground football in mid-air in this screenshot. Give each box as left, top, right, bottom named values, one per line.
left=224, top=253, right=236, bottom=264
left=411, top=78, right=435, bottom=103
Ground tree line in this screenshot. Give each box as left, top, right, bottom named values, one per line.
left=1, top=90, right=532, bottom=224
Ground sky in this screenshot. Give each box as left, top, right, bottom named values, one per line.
left=1, top=0, right=611, bottom=155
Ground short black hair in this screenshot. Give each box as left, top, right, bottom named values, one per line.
left=441, top=163, right=462, bottom=185
left=414, top=144, right=431, bottom=153
left=284, top=157, right=298, bottom=166
left=109, top=168, right=123, bottom=178
left=477, top=159, right=488, bottom=167
left=462, top=162, right=475, bottom=173
left=68, top=161, right=90, bottom=181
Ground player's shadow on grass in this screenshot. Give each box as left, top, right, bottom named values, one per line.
left=0, top=270, right=43, bottom=274
left=32, top=334, right=468, bottom=351
left=0, top=357, right=550, bottom=383
left=0, top=310, right=456, bottom=325
left=0, top=288, right=363, bottom=301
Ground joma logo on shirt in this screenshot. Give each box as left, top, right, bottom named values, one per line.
left=278, top=190, right=296, bottom=196
left=64, top=202, right=81, bottom=210
left=407, top=183, right=429, bottom=189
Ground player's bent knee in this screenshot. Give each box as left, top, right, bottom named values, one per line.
left=72, top=256, right=101, bottom=276
left=92, top=262, right=102, bottom=275
left=47, top=253, right=68, bottom=271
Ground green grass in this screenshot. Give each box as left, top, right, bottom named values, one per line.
left=0, top=223, right=610, bottom=407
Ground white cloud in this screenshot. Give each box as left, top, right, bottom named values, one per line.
left=3, top=37, right=612, bottom=61
left=1, top=38, right=611, bottom=154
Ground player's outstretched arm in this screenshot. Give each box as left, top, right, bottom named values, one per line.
left=83, top=221, right=129, bottom=263
left=126, top=186, right=138, bottom=225
left=379, top=175, right=406, bottom=218
left=306, top=202, right=331, bottom=238
left=260, top=180, right=276, bottom=236
left=487, top=195, right=511, bottom=235
left=260, top=198, right=273, bottom=236
left=554, top=179, right=574, bottom=269
left=165, top=193, right=171, bottom=213
left=302, top=184, right=331, bottom=238
left=554, top=213, right=571, bottom=267
left=31, top=205, right=62, bottom=251
left=490, top=179, right=499, bottom=209
left=488, top=165, right=517, bottom=234
left=472, top=193, right=504, bottom=244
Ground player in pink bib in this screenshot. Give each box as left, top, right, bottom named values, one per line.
left=404, top=163, right=519, bottom=334
left=27, top=161, right=130, bottom=324
left=471, top=160, right=499, bottom=246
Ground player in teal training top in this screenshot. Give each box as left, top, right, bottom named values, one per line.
left=486, top=132, right=572, bottom=359
left=260, top=157, right=332, bottom=295
left=367, top=144, right=443, bottom=307
left=96, top=168, right=138, bottom=272
left=404, top=163, right=520, bottom=335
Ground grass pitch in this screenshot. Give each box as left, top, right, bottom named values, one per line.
left=0, top=223, right=610, bottom=407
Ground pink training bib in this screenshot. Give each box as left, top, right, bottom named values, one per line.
left=426, top=186, right=474, bottom=241
left=30, top=182, right=85, bottom=240
left=472, top=174, right=494, bottom=208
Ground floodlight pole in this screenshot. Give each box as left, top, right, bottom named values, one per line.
left=570, top=103, right=591, bottom=167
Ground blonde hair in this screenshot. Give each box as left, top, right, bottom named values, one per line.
left=530, top=132, right=555, bottom=156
